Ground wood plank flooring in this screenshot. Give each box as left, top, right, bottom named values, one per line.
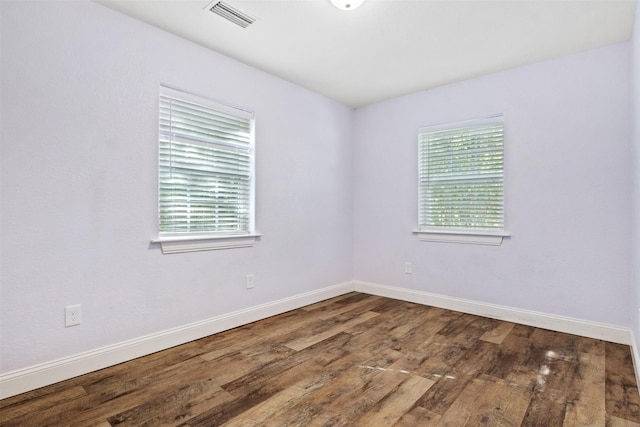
left=1, top=292, right=639, bottom=426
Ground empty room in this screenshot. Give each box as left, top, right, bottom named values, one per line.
left=2, top=0, right=640, bottom=425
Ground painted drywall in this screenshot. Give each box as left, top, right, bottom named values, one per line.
left=0, top=0, right=354, bottom=373
left=633, top=2, right=640, bottom=350
left=353, top=43, right=633, bottom=327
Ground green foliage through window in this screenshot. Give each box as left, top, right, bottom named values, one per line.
left=418, top=116, right=504, bottom=231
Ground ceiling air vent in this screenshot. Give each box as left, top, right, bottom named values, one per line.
left=208, top=1, right=256, bottom=28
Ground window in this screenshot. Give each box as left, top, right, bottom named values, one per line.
left=416, top=115, right=508, bottom=245
left=154, top=86, right=258, bottom=253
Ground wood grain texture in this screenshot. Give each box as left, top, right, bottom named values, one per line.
left=1, top=293, right=638, bottom=426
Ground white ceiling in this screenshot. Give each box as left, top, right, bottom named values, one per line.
left=96, top=0, right=637, bottom=107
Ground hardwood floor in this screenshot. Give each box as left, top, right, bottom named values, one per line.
left=2, top=292, right=639, bottom=426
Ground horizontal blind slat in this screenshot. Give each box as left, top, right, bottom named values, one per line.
left=418, top=115, right=504, bottom=231
left=159, top=89, right=254, bottom=234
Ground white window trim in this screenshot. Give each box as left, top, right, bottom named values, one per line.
left=153, top=84, right=258, bottom=253
left=413, top=229, right=510, bottom=246
left=417, top=114, right=506, bottom=245
left=151, top=234, right=262, bottom=254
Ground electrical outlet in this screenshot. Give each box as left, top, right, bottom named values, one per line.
left=65, top=304, right=81, bottom=327
left=246, top=274, right=255, bottom=289
left=404, top=262, right=412, bottom=274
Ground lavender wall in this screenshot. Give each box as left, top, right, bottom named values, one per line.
left=0, top=1, right=354, bottom=373
left=632, top=2, right=640, bottom=348
left=353, top=43, right=633, bottom=327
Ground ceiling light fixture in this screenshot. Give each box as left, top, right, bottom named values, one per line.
left=329, top=0, right=366, bottom=11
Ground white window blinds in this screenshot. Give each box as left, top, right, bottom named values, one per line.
left=159, top=86, right=254, bottom=235
left=418, top=115, right=504, bottom=232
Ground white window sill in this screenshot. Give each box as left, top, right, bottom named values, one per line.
left=151, top=234, right=262, bottom=254
left=413, top=229, right=509, bottom=246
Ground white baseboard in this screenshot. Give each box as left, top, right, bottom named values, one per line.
left=0, top=282, right=354, bottom=400
left=354, top=281, right=632, bottom=345
left=2, top=280, right=635, bottom=400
